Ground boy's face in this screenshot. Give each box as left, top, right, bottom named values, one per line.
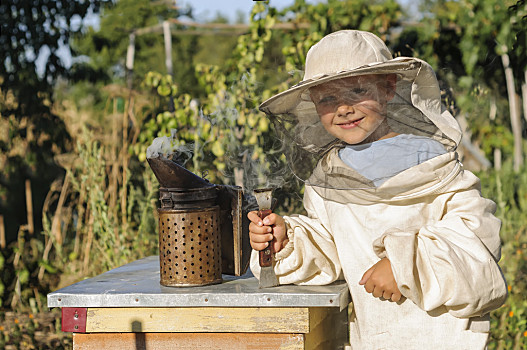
left=309, top=74, right=397, bottom=145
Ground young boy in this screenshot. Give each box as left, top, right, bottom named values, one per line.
left=248, top=30, right=507, bottom=349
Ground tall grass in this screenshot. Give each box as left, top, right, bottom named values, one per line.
left=479, top=162, right=527, bottom=349
left=0, top=88, right=160, bottom=349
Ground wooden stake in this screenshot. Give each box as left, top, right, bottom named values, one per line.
left=501, top=50, right=523, bottom=172
left=522, top=70, right=527, bottom=123
left=0, top=215, right=5, bottom=248
left=163, top=21, right=173, bottom=77
left=126, top=33, right=135, bottom=90
left=25, top=179, right=34, bottom=235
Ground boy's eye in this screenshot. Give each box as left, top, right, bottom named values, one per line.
left=351, top=88, right=368, bottom=95
left=318, top=95, right=337, bottom=104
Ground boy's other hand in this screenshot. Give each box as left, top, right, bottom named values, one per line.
left=248, top=211, right=288, bottom=253
left=359, top=258, right=402, bottom=302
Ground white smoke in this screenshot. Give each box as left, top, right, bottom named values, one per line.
left=146, top=129, right=194, bottom=166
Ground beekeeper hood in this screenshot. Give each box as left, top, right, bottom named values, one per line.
left=259, top=30, right=462, bottom=188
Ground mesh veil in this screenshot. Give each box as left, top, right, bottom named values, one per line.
left=261, top=60, right=461, bottom=191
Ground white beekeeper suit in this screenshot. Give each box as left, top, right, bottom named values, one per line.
left=250, top=30, right=508, bottom=350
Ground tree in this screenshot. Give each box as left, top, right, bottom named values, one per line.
left=0, top=0, right=110, bottom=243
left=71, top=0, right=201, bottom=93
left=400, top=0, right=524, bottom=170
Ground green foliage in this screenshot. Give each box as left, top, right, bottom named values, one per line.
left=278, top=0, right=403, bottom=87
left=478, top=163, right=527, bottom=349
left=508, top=0, right=527, bottom=73
left=394, top=0, right=523, bottom=166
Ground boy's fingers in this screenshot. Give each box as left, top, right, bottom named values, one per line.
left=363, top=279, right=375, bottom=294
left=391, top=292, right=402, bottom=302
left=372, top=286, right=383, bottom=298
left=249, top=222, right=272, bottom=234
left=250, top=241, right=269, bottom=251
left=247, top=211, right=263, bottom=225
left=359, top=266, right=374, bottom=285
left=262, top=213, right=279, bottom=225
left=249, top=231, right=274, bottom=243
left=272, top=239, right=286, bottom=253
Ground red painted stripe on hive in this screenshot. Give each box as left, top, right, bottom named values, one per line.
left=62, top=307, right=87, bottom=333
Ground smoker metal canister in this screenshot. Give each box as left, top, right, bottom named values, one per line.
left=158, top=186, right=222, bottom=287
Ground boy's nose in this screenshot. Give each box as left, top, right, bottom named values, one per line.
left=336, top=104, right=355, bottom=116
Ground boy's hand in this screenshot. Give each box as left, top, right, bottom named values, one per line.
left=359, top=258, right=402, bottom=302
left=248, top=211, right=288, bottom=254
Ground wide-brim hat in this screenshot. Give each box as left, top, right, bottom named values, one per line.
left=259, top=30, right=461, bottom=151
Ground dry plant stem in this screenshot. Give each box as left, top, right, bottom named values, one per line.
left=73, top=179, right=87, bottom=258
left=514, top=331, right=522, bottom=350
left=129, top=108, right=141, bottom=146
left=13, top=228, right=22, bottom=267
left=497, top=310, right=508, bottom=350
left=82, top=177, right=92, bottom=251
left=10, top=276, right=21, bottom=309
left=38, top=238, right=53, bottom=282
left=80, top=210, right=91, bottom=273
left=51, top=176, right=70, bottom=246
left=83, top=212, right=95, bottom=275
left=11, top=229, right=24, bottom=309
left=39, top=178, right=67, bottom=280
left=33, top=287, right=43, bottom=313
left=109, top=108, right=119, bottom=222
left=121, top=98, right=131, bottom=232
left=0, top=215, right=5, bottom=248
left=25, top=179, right=34, bottom=235
left=39, top=177, right=72, bottom=280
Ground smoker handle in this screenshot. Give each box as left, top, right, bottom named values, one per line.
left=257, top=209, right=273, bottom=268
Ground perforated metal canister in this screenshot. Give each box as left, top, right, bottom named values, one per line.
left=158, top=206, right=222, bottom=287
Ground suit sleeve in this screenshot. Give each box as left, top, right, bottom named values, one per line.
left=373, top=170, right=508, bottom=318
left=250, top=186, right=343, bottom=285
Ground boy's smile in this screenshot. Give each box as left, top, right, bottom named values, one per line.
left=309, top=74, right=397, bottom=144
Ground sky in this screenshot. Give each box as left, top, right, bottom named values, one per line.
left=180, top=0, right=315, bottom=23
left=182, top=0, right=412, bottom=23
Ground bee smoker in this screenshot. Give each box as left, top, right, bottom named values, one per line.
left=147, top=155, right=252, bottom=287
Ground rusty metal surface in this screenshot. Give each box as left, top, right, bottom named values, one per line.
left=158, top=207, right=222, bottom=287
left=47, top=256, right=350, bottom=310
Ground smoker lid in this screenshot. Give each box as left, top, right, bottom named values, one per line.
left=147, top=156, right=214, bottom=189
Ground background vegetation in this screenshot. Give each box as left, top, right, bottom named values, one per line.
left=1, top=0, right=526, bottom=348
